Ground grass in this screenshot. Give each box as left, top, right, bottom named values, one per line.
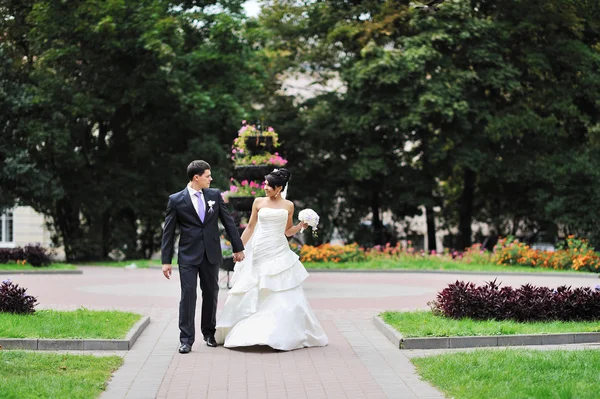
left=75, top=259, right=160, bottom=268
left=0, top=309, right=142, bottom=339
left=381, top=310, right=600, bottom=338
left=304, top=257, right=591, bottom=274
left=0, top=351, right=123, bottom=399
left=412, top=349, right=600, bottom=399
left=56, top=255, right=597, bottom=276
left=0, top=263, right=77, bottom=271
left=76, top=258, right=177, bottom=268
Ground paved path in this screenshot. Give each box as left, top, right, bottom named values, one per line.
left=7, top=267, right=600, bottom=399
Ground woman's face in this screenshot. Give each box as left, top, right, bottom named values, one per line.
left=264, top=180, right=280, bottom=198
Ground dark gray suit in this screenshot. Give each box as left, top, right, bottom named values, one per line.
left=161, top=187, right=243, bottom=346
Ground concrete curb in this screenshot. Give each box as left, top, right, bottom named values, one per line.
left=0, top=316, right=150, bottom=351
left=373, top=316, right=600, bottom=350
left=0, top=269, right=83, bottom=275
left=308, top=268, right=599, bottom=278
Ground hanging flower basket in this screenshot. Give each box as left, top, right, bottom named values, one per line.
left=244, top=136, right=275, bottom=153
left=233, top=165, right=273, bottom=182
left=228, top=196, right=255, bottom=212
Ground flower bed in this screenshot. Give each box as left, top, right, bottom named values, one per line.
left=494, top=236, right=600, bottom=272
left=294, top=237, right=600, bottom=273
left=299, top=243, right=367, bottom=263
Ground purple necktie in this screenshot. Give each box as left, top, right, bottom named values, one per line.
left=195, top=192, right=205, bottom=222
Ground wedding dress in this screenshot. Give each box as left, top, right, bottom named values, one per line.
left=215, top=207, right=328, bottom=350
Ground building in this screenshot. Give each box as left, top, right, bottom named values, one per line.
left=0, top=207, right=64, bottom=259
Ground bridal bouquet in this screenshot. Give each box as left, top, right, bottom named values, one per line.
left=298, top=209, right=319, bottom=237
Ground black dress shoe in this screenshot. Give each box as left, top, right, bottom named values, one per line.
left=178, top=344, right=191, bottom=354
left=205, top=336, right=217, bottom=347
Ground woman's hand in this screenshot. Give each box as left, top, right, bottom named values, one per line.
left=298, top=222, right=309, bottom=229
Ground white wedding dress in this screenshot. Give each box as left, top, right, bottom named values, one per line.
left=215, top=207, right=328, bottom=350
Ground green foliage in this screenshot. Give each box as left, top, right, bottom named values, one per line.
left=0, top=1, right=264, bottom=260
left=258, top=0, right=600, bottom=249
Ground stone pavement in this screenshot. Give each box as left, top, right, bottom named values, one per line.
left=7, top=267, right=600, bottom=399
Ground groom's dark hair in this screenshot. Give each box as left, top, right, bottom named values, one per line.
left=187, top=160, right=211, bottom=181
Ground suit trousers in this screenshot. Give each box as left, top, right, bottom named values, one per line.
left=178, top=253, right=220, bottom=346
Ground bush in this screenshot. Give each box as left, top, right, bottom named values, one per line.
left=432, top=280, right=600, bottom=322
left=24, top=244, right=52, bottom=267
left=0, top=279, right=38, bottom=314
left=300, top=243, right=367, bottom=263
left=0, top=245, right=52, bottom=267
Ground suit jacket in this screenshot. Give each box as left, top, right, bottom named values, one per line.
left=161, top=187, right=244, bottom=265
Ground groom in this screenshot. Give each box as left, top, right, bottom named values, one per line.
left=161, top=160, right=245, bottom=353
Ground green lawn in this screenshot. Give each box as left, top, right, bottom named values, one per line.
left=76, top=259, right=160, bottom=268
left=69, top=255, right=599, bottom=276
left=412, top=349, right=600, bottom=399
left=0, top=351, right=122, bottom=399
left=0, top=263, right=77, bottom=271
left=382, top=310, right=600, bottom=338
left=0, top=309, right=142, bottom=339
left=305, top=257, right=592, bottom=274
left=76, top=258, right=178, bottom=268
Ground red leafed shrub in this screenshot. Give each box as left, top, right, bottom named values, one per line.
left=0, top=245, right=51, bottom=267
left=431, top=279, right=600, bottom=322
left=0, top=279, right=38, bottom=314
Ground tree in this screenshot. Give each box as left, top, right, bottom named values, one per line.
left=0, top=0, right=263, bottom=260
left=258, top=0, right=600, bottom=249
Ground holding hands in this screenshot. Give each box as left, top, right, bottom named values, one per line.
left=233, top=251, right=245, bottom=263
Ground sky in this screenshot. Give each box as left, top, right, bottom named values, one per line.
left=243, top=0, right=261, bottom=17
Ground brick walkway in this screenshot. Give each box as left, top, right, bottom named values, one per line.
left=8, top=267, right=600, bottom=399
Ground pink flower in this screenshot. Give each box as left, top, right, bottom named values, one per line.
left=268, top=127, right=274, bottom=132
left=231, top=156, right=234, bottom=160
left=242, top=120, right=246, bottom=124
left=239, top=148, right=244, bottom=153
left=251, top=160, right=256, bottom=165
left=251, top=191, right=256, bottom=195
left=241, top=180, right=248, bottom=186
left=431, top=250, right=436, bottom=255
left=230, top=178, right=234, bottom=181
left=232, top=149, right=237, bottom=154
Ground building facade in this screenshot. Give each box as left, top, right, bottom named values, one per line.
left=0, top=207, right=65, bottom=259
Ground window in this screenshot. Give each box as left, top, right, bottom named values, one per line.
left=0, top=211, right=14, bottom=245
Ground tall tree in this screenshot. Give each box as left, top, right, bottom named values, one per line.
left=0, top=0, right=263, bottom=260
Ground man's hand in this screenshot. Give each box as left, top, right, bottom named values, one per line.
left=162, top=264, right=172, bottom=279
left=233, top=251, right=245, bottom=262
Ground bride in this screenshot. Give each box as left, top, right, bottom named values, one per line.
left=215, top=168, right=328, bottom=350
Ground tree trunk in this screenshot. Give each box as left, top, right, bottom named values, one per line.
left=458, top=168, right=476, bottom=250
left=372, top=191, right=384, bottom=246
left=425, top=204, right=437, bottom=252
left=102, top=210, right=111, bottom=259
left=54, top=199, right=81, bottom=262
left=421, top=133, right=437, bottom=252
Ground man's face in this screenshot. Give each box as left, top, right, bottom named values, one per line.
left=195, top=169, right=212, bottom=189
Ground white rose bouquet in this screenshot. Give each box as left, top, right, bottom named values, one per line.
left=298, top=209, right=320, bottom=237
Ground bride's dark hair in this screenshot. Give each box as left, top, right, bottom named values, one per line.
left=265, top=168, right=291, bottom=190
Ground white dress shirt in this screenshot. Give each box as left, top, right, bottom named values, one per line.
left=187, top=184, right=204, bottom=215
